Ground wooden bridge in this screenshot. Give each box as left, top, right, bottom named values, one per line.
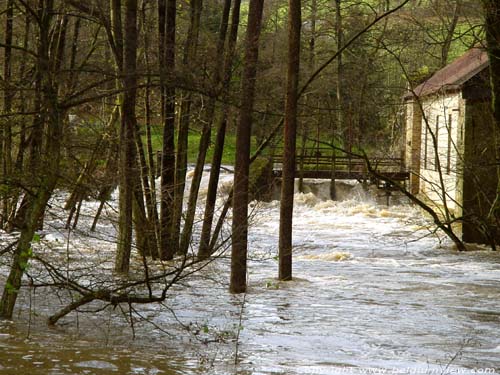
left=272, top=147, right=409, bottom=185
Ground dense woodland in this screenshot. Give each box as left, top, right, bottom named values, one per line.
left=0, top=0, right=499, bottom=323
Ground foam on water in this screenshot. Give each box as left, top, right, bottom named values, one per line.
left=299, top=251, right=353, bottom=262
left=1, top=172, right=500, bottom=375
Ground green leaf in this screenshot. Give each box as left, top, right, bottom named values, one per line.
left=32, top=233, right=41, bottom=243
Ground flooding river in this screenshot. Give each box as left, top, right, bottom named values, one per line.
left=1, top=171, right=500, bottom=375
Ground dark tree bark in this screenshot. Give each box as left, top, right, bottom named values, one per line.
left=0, top=0, right=64, bottom=319
left=67, top=17, right=81, bottom=93
left=278, top=0, right=301, bottom=281
left=7, top=9, right=32, bottom=229
left=482, top=0, right=500, bottom=228
left=12, top=10, right=31, bottom=178
left=179, top=0, right=232, bottom=256
left=172, top=0, right=203, bottom=255
left=230, top=0, right=264, bottom=294
left=111, top=0, right=124, bottom=70
left=198, top=0, right=241, bottom=259
left=159, top=0, right=177, bottom=260
left=116, top=0, right=139, bottom=273
left=140, top=0, right=160, bottom=255
left=2, top=0, right=14, bottom=226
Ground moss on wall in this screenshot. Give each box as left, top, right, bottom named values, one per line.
left=249, top=156, right=275, bottom=202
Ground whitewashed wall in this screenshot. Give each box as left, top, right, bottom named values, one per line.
left=418, top=93, right=464, bottom=213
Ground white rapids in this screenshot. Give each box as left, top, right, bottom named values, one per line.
left=0, top=168, right=499, bottom=375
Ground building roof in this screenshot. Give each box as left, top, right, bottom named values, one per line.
left=404, top=47, right=489, bottom=100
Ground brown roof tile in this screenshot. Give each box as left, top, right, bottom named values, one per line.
left=404, top=47, right=489, bottom=99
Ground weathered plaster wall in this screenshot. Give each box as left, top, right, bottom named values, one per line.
left=405, top=101, right=422, bottom=195
left=417, top=93, right=463, bottom=214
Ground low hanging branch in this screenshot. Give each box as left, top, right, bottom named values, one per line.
left=38, top=240, right=229, bottom=325
left=47, top=291, right=165, bottom=326
left=318, top=140, right=468, bottom=252
left=362, top=153, right=467, bottom=252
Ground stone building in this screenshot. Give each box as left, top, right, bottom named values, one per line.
left=404, top=47, right=497, bottom=244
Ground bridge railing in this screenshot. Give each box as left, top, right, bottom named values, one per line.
left=272, top=147, right=405, bottom=174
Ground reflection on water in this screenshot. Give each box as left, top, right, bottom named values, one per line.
left=1, top=173, right=500, bottom=374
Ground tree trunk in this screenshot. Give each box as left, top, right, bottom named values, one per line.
left=172, top=0, right=203, bottom=255
left=483, top=0, right=500, bottom=233
left=159, top=0, right=177, bottom=260
left=179, top=0, right=232, bottom=256
left=440, top=1, right=460, bottom=68
left=142, top=0, right=161, bottom=252
left=133, top=119, right=159, bottom=258
left=198, top=0, right=241, bottom=259
left=334, top=0, right=346, bottom=153
left=278, top=0, right=301, bottom=281
left=0, top=0, right=64, bottom=319
left=230, top=0, right=264, bottom=294
left=2, top=0, right=14, bottom=227
left=116, top=0, right=139, bottom=273
left=12, top=11, right=31, bottom=182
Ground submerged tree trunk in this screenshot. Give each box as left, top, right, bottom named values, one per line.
left=159, top=0, right=177, bottom=260
left=172, top=0, right=203, bottom=255
left=133, top=3, right=159, bottom=258
left=116, top=0, right=139, bottom=273
left=230, top=0, right=264, bottom=294
left=483, top=0, right=500, bottom=236
left=278, top=0, right=301, bottom=281
left=142, top=0, right=161, bottom=254
left=179, top=0, right=232, bottom=256
left=198, top=0, right=241, bottom=259
left=0, top=0, right=64, bottom=319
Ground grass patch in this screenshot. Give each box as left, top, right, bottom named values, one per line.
left=143, top=126, right=258, bottom=166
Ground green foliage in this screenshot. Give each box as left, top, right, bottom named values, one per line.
left=0, top=184, right=10, bottom=197
left=265, top=279, right=280, bottom=289
left=249, top=156, right=274, bottom=201
left=408, top=65, right=432, bottom=85
left=143, top=126, right=257, bottom=166
left=19, top=247, right=33, bottom=271
left=5, top=282, right=18, bottom=295
left=262, top=1, right=288, bottom=33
